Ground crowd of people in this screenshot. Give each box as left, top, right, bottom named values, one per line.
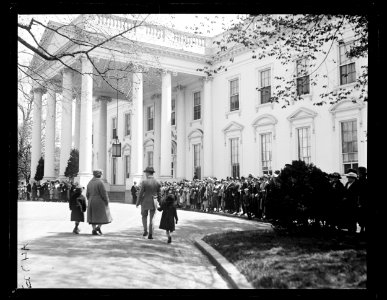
left=132, top=166, right=368, bottom=234
left=18, top=180, right=80, bottom=202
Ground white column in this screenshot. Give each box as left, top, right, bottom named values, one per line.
left=59, top=68, right=73, bottom=179
left=154, top=94, right=161, bottom=177
left=96, top=96, right=110, bottom=182
left=78, top=56, right=94, bottom=188
left=43, top=86, right=56, bottom=181
left=130, top=72, right=144, bottom=185
left=160, top=71, right=172, bottom=179
left=202, top=77, right=213, bottom=177
left=30, top=87, right=44, bottom=181
left=176, top=85, right=186, bottom=179
left=73, top=93, right=81, bottom=150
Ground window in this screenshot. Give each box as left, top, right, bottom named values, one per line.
left=260, top=133, right=272, bottom=175
left=147, top=151, right=153, bottom=168
left=124, top=155, right=130, bottom=179
left=260, top=69, right=271, bottom=104
left=296, top=58, right=310, bottom=95
left=147, top=106, right=154, bottom=131
left=193, top=92, right=201, bottom=120
left=112, top=157, right=117, bottom=184
left=297, top=127, right=311, bottom=164
left=339, top=42, right=356, bottom=85
left=124, top=113, right=131, bottom=137
left=171, top=98, right=176, bottom=126
left=230, top=138, right=240, bottom=178
left=193, top=144, right=201, bottom=179
left=229, top=78, right=239, bottom=111
left=112, top=117, right=117, bottom=139
left=341, top=120, right=358, bottom=173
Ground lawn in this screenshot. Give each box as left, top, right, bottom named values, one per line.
left=202, top=229, right=367, bottom=289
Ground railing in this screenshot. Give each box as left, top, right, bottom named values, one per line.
left=91, top=14, right=208, bottom=53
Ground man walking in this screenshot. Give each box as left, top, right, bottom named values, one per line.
left=136, top=167, right=161, bottom=239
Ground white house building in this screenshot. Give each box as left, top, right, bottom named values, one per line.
left=26, top=14, right=367, bottom=200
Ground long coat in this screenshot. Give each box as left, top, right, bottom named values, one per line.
left=69, top=192, right=87, bottom=222
left=137, top=176, right=161, bottom=211
left=86, top=177, right=112, bottom=224
left=158, top=201, right=178, bottom=232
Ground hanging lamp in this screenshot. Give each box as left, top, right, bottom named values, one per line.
left=112, top=75, right=121, bottom=157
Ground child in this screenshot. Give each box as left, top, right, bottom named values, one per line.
left=158, top=194, right=178, bottom=243
left=69, top=186, right=87, bottom=234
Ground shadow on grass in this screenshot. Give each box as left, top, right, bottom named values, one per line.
left=203, top=230, right=367, bottom=289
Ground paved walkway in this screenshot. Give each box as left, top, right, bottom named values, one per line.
left=17, top=201, right=271, bottom=289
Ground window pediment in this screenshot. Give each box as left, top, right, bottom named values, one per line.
left=252, top=114, right=278, bottom=128
left=222, top=121, right=244, bottom=134
left=329, top=99, right=365, bottom=114
left=287, top=107, right=317, bottom=122
left=122, top=143, right=131, bottom=154
left=188, top=129, right=203, bottom=150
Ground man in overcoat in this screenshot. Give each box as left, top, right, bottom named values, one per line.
left=136, top=167, right=161, bottom=239
left=343, top=171, right=359, bottom=233
left=86, top=169, right=113, bottom=235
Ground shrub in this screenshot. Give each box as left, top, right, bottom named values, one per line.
left=265, top=160, right=331, bottom=232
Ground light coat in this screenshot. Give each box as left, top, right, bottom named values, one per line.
left=86, top=177, right=112, bottom=224
left=137, top=176, right=161, bottom=211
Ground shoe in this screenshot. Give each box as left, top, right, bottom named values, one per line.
left=73, top=228, right=79, bottom=234
left=143, top=231, right=148, bottom=236
left=148, top=234, right=153, bottom=239
left=168, top=237, right=172, bottom=243
left=96, top=227, right=102, bottom=235
left=92, top=229, right=100, bottom=235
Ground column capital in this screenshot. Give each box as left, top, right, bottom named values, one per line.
left=151, top=93, right=161, bottom=100
left=61, top=67, right=74, bottom=76
left=201, top=76, right=214, bottom=83
left=96, top=95, right=112, bottom=102
left=174, top=85, right=186, bottom=93
left=32, top=86, right=46, bottom=94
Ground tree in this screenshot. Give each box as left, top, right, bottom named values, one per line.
left=193, top=14, right=368, bottom=107
left=64, top=148, right=79, bottom=181
left=34, top=157, right=44, bottom=182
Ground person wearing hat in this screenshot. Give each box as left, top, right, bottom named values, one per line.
left=136, top=166, right=161, bottom=239
left=328, top=172, right=345, bottom=230
left=86, top=169, right=113, bottom=235
left=69, top=186, right=87, bottom=234
left=343, top=171, right=359, bottom=233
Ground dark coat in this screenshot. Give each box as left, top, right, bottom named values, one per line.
left=69, top=192, right=87, bottom=222
left=86, top=177, right=113, bottom=224
left=158, top=201, right=178, bottom=232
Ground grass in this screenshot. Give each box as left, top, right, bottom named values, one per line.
left=202, top=229, right=367, bottom=289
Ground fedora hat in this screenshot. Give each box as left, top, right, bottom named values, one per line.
left=345, top=172, right=358, bottom=178
left=143, top=166, right=155, bottom=173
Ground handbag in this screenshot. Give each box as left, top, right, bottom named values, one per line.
left=153, top=196, right=160, bottom=210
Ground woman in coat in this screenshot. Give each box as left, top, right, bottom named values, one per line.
left=86, top=169, right=112, bottom=235
left=158, top=195, right=178, bottom=243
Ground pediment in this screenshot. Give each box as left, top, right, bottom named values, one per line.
left=252, top=114, right=278, bottom=127
left=329, top=99, right=365, bottom=114
left=188, top=128, right=203, bottom=139
left=222, top=121, right=244, bottom=133
left=143, top=138, right=154, bottom=147
left=287, top=107, right=317, bottom=121
left=122, top=143, right=131, bottom=153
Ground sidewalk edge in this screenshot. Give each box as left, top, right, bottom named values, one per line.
left=193, top=237, right=254, bottom=289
